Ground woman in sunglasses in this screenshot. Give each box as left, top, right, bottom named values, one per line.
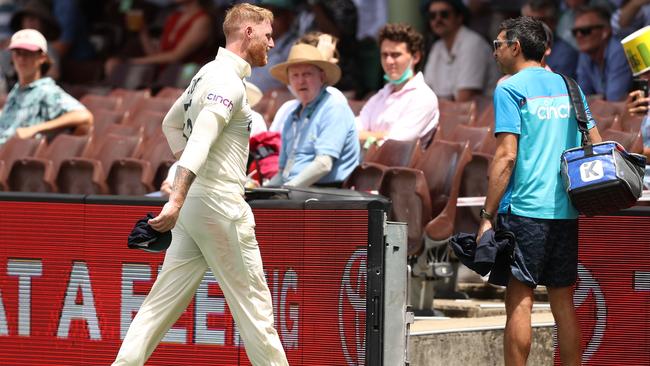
left=422, top=0, right=499, bottom=102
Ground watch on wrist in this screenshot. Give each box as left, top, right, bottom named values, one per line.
left=479, top=208, right=493, bottom=220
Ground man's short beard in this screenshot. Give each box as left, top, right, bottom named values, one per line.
left=249, top=41, right=268, bottom=67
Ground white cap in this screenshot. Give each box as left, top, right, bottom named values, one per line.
left=9, top=29, right=47, bottom=53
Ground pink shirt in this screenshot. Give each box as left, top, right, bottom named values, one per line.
left=356, top=72, right=439, bottom=141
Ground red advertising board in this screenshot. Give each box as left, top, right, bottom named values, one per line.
left=554, top=213, right=650, bottom=365
left=0, top=200, right=370, bottom=365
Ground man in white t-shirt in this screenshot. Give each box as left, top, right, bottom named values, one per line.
left=422, top=0, right=499, bottom=101
left=112, top=4, right=289, bottom=366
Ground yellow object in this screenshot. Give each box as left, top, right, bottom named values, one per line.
left=622, top=26, right=650, bottom=76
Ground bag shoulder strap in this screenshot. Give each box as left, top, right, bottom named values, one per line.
left=557, top=73, right=591, bottom=146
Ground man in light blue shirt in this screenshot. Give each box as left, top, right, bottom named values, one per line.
left=480, top=16, right=602, bottom=366
left=267, top=43, right=359, bottom=187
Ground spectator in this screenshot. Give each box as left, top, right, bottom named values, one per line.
left=611, top=0, right=650, bottom=38
left=357, top=23, right=439, bottom=146
left=129, top=0, right=214, bottom=67
left=50, top=0, right=95, bottom=60
left=0, top=29, right=92, bottom=145
left=622, top=26, right=650, bottom=188
left=0, top=0, right=62, bottom=87
left=266, top=43, right=359, bottom=187
left=250, top=0, right=300, bottom=92
left=521, top=0, right=579, bottom=79
left=574, top=5, right=633, bottom=101
left=422, top=0, right=499, bottom=101
left=269, top=31, right=347, bottom=133
left=556, top=0, right=615, bottom=49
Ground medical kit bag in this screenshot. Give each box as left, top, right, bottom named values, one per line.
left=559, top=74, right=646, bottom=216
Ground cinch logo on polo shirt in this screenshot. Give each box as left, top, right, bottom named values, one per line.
left=535, top=103, right=571, bottom=120
left=206, top=93, right=233, bottom=111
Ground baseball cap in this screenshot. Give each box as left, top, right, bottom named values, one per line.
left=9, top=29, right=47, bottom=53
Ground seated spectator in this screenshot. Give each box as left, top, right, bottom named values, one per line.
left=611, top=0, right=650, bottom=38
left=574, top=5, right=633, bottom=101
left=128, top=0, right=214, bottom=67
left=265, top=43, right=359, bottom=187
left=269, top=31, right=347, bottom=133
left=50, top=0, right=95, bottom=61
left=0, top=29, right=92, bottom=145
left=521, top=0, right=578, bottom=79
left=250, top=0, right=300, bottom=92
left=622, top=26, right=650, bottom=188
left=556, top=0, right=614, bottom=50
left=422, top=0, right=499, bottom=101
left=356, top=23, right=439, bottom=146
left=0, top=0, right=62, bottom=87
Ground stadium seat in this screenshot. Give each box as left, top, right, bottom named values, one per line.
left=122, top=97, right=174, bottom=125
left=588, top=99, right=625, bottom=118
left=344, top=139, right=420, bottom=192
left=123, top=109, right=167, bottom=140
left=56, top=134, right=143, bottom=194
left=0, top=136, right=46, bottom=190
left=80, top=94, right=122, bottom=112
left=618, top=112, right=643, bottom=133
left=106, top=134, right=175, bottom=195
left=454, top=152, right=493, bottom=234
left=438, top=99, right=477, bottom=120
left=156, top=86, right=185, bottom=100
left=472, top=103, right=494, bottom=127
left=436, top=112, right=475, bottom=140
left=592, top=113, right=620, bottom=131
left=436, top=124, right=492, bottom=153
left=87, top=108, right=125, bottom=136
left=380, top=140, right=472, bottom=255
left=106, top=63, right=156, bottom=90
left=7, top=134, right=90, bottom=192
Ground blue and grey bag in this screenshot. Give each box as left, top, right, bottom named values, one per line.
left=559, top=74, right=646, bottom=216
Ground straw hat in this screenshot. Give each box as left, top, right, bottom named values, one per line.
left=244, top=80, right=263, bottom=108
left=269, top=44, right=341, bottom=86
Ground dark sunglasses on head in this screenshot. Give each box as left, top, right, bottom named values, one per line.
left=428, top=10, right=450, bottom=20
left=571, top=24, right=605, bottom=37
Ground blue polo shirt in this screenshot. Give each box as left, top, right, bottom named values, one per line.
left=495, top=67, right=595, bottom=219
left=576, top=37, right=633, bottom=101
left=0, top=77, right=86, bottom=144
left=279, top=88, right=360, bottom=184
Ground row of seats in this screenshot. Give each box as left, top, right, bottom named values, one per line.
left=0, top=123, right=175, bottom=196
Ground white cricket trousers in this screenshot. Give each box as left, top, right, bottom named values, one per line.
left=113, top=194, right=289, bottom=366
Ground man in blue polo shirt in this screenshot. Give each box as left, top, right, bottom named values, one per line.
left=478, top=16, right=602, bottom=366
left=266, top=43, right=359, bottom=188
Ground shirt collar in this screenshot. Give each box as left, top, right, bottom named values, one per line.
left=290, top=87, right=329, bottom=120
left=215, top=47, right=251, bottom=79
left=15, top=77, right=54, bottom=92
left=384, top=71, right=425, bottom=96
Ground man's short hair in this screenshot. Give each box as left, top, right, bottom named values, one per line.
left=525, top=0, right=558, bottom=17
left=223, top=3, right=274, bottom=38
left=499, top=16, right=547, bottom=62
left=574, top=5, right=611, bottom=24
left=378, top=23, right=424, bottom=57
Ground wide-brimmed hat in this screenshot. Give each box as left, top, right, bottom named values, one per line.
left=10, top=0, right=61, bottom=41
left=9, top=29, right=48, bottom=53
left=244, top=80, right=263, bottom=108
left=269, top=44, right=341, bottom=86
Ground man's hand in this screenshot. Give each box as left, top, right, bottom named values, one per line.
left=626, top=90, right=649, bottom=116
left=148, top=202, right=181, bottom=232
left=476, top=218, right=493, bottom=243
left=15, top=126, right=38, bottom=139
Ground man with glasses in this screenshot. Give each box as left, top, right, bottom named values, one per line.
left=521, top=0, right=578, bottom=79
left=574, top=5, right=632, bottom=101
left=422, top=0, right=499, bottom=102
left=483, top=16, right=602, bottom=366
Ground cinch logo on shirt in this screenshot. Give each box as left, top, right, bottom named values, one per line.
left=580, top=160, right=604, bottom=182
left=535, top=103, right=571, bottom=120
left=206, top=93, right=233, bottom=111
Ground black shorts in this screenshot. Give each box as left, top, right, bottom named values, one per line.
left=497, top=213, right=578, bottom=288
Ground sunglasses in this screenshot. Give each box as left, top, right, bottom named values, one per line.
left=571, top=25, right=605, bottom=37
left=428, top=10, right=450, bottom=20
left=492, top=39, right=515, bottom=52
